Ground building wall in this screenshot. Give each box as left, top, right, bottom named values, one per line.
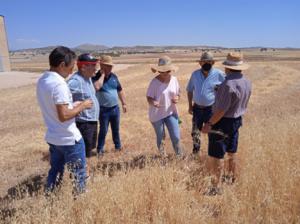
left=0, top=15, right=11, bottom=72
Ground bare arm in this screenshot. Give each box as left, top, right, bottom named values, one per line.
left=93, top=71, right=104, bottom=91
left=147, top=96, right=159, bottom=107
left=171, top=93, right=180, bottom=104
left=56, top=99, right=93, bottom=122
left=147, top=96, right=154, bottom=105
left=118, top=90, right=127, bottom=113
left=202, top=109, right=225, bottom=133
left=118, top=90, right=126, bottom=105
left=187, top=91, right=193, bottom=114
left=208, top=110, right=225, bottom=125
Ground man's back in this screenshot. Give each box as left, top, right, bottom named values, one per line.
left=226, top=73, right=251, bottom=117
left=214, top=72, right=251, bottom=118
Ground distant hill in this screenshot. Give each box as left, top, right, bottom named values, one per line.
left=10, top=44, right=109, bottom=54
left=10, top=44, right=223, bottom=55
left=74, top=44, right=109, bottom=52
left=12, top=46, right=59, bottom=54
left=11, top=44, right=299, bottom=55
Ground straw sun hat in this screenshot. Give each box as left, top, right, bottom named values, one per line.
left=151, top=56, right=177, bottom=73
left=100, top=55, right=114, bottom=66
left=223, top=52, right=249, bottom=70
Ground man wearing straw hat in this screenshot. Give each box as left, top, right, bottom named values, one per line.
left=92, top=55, right=127, bottom=156
left=186, top=52, right=225, bottom=154
left=202, top=52, right=252, bottom=195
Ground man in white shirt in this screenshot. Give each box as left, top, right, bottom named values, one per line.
left=36, top=46, right=93, bottom=194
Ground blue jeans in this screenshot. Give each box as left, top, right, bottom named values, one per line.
left=151, top=114, right=182, bottom=155
left=97, top=105, right=121, bottom=152
left=46, top=138, right=86, bottom=194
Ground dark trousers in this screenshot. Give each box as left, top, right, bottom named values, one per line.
left=97, top=105, right=121, bottom=152
left=191, top=105, right=213, bottom=153
left=76, top=121, right=98, bottom=158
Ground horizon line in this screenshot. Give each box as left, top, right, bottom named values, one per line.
left=9, top=44, right=300, bottom=52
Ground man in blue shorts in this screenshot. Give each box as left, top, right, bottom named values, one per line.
left=202, top=52, right=252, bottom=195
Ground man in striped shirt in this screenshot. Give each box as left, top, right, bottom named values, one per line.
left=202, top=52, right=252, bottom=195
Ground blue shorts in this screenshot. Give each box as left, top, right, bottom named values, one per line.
left=208, top=117, right=242, bottom=159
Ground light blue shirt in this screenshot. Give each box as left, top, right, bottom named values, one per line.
left=186, top=68, right=225, bottom=106
left=68, top=72, right=100, bottom=122
left=93, top=72, right=122, bottom=108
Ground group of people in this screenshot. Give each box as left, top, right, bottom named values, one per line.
left=148, top=51, right=251, bottom=194
left=37, top=46, right=251, bottom=195
left=37, top=47, right=126, bottom=194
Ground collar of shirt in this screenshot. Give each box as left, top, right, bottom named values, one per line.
left=226, top=72, right=243, bottom=80
left=49, top=71, right=66, bottom=83
left=200, top=68, right=216, bottom=78
left=104, top=73, right=113, bottom=82
left=77, top=71, right=91, bottom=81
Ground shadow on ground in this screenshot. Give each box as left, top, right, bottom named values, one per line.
left=0, top=153, right=205, bottom=221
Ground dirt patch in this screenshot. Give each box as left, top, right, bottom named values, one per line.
left=0, top=64, right=134, bottom=90
left=0, top=72, right=40, bottom=90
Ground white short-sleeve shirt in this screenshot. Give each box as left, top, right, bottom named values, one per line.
left=36, top=71, right=82, bottom=145
left=146, top=75, right=180, bottom=123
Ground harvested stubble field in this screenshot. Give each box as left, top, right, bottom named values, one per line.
left=1, top=50, right=300, bottom=223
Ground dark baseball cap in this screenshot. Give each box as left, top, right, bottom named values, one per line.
left=77, top=53, right=98, bottom=64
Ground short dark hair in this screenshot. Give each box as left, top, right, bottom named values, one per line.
left=49, top=46, right=76, bottom=67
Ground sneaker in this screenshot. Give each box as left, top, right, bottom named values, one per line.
left=221, top=175, right=236, bottom=184
left=204, top=186, right=223, bottom=196
left=158, top=142, right=166, bottom=157
left=175, top=143, right=183, bottom=156
left=97, top=150, right=105, bottom=158
left=192, top=148, right=200, bottom=154
left=115, top=147, right=123, bottom=152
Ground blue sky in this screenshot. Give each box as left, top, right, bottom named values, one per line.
left=1, top=0, right=300, bottom=50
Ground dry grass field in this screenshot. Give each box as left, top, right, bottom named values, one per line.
left=1, top=50, right=300, bottom=223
